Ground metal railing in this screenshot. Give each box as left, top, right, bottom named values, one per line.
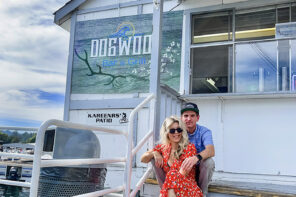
left=0, top=126, right=37, bottom=188
left=0, top=94, right=155, bottom=196
left=28, top=93, right=155, bottom=197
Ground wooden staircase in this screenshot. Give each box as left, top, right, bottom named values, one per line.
left=140, top=178, right=296, bottom=197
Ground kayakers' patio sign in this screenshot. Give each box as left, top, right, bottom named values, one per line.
left=72, top=11, right=183, bottom=94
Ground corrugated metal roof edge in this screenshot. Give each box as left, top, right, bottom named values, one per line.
left=53, top=0, right=86, bottom=25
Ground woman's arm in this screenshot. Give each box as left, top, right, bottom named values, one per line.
left=141, top=144, right=164, bottom=167
left=141, top=150, right=157, bottom=163
left=180, top=144, right=197, bottom=175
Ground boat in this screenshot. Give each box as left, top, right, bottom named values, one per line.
left=0, top=143, right=33, bottom=182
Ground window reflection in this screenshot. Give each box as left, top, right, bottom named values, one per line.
left=235, top=41, right=277, bottom=93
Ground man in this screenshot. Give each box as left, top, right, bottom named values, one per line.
left=180, top=102, right=215, bottom=196
left=152, top=102, right=215, bottom=197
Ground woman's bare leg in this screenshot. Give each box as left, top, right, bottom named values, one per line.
left=168, top=189, right=176, bottom=197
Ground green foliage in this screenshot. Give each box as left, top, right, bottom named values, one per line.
left=0, top=130, right=36, bottom=144
left=0, top=132, right=9, bottom=144
left=9, top=131, right=21, bottom=143
left=26, top=134, right=36, bottom=143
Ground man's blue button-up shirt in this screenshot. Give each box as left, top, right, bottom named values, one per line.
left=188, top=124, right=213, bottom=153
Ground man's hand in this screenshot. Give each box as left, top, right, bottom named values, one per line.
left=153, top=151, right=163, bottom=168
left=181, top=156, right=198, bottom=172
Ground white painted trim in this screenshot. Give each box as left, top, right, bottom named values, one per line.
left=180, top=11, right=191, bottom=95
left=64, top=12, right=77, bottom=121
left=179, top=11, right=187, bottom=95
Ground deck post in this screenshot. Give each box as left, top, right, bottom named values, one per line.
left=149, top=0, right=163, bottom=144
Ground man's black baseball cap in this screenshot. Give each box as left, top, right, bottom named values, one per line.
left=181, top=102, right=199, bottom=115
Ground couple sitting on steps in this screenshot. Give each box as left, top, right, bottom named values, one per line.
left=141, top=102, right=215, bottom=197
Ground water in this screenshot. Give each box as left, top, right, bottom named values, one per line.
left=0, top=185, right=29, bottom=197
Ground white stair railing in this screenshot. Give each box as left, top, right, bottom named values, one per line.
left=30, top=93, right=155, bottom=197
left=0, top=93, right=156, bottom=197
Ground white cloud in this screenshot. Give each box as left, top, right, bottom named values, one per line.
left=0, top=90, right=64, bottom=122
left=0, top=60, right=66, bottom=93
left=0, top=1, right=69, bottom=74
left=0, top=0, right=69, bottom=125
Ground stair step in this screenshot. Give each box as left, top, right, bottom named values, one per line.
left=209, top=180, right=296, bottom=197
left=142, top=179, right=296, bottom=197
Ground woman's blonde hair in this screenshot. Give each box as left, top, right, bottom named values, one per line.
left=159, top=116, right=189, bottom=159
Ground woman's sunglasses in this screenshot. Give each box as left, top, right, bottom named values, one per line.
left=169, top=128, right=183, bottom=134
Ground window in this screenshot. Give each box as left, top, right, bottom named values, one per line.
left=235, top=41, right=277, bottom=93
left=191, top=45, right=232, bottom=94
left=235, top=9, right=276, bottom=41
left=291, top=4, right=296, bottom=22
left=190, top=4, right=296, bottom=94
left=278, top=40, right=290, bottom=91
left=192, top=11, right=233, bottom=44
left=278, top=7, right=290, bottom=23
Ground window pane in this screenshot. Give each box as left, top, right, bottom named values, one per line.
left=235, top=41, right=277, bottom=93
left=191, top=45, right=232, bottom=94
left=278, top=40, right=290, bottom=91
left=192, top=11, right=232, bottom=44
left=292, top=5, right=296, bottom=22
left=277, top=7, right=290, bottom=23
left=236, top=9, right=276, bottom=41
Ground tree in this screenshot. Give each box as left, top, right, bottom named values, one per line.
left=0, top=132, right=9, bottom=144
left=9, top=135, right=20, bottom=143
left=8, top=131, right=21, bottom=143
left=26, top=134, right=36, bottom=143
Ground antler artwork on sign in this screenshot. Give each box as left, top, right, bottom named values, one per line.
left=74, top=49, right=149, bottom=87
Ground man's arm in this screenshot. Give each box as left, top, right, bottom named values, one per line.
left=181, top=144, right=215, bottom=172
left=200, top=144, right=215, bottom=160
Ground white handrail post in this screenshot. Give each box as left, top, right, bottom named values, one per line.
left=124, top=94, right=155, bottom=197
left=130, top=167, right=153, bottom=197
left=122, top=1, right=164, bottom=196
left=29, top=120, right=54, bottom=197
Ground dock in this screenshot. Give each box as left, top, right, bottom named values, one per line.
left=0, top=160, right=33, bottom=168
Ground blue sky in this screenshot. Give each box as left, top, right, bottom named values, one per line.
left=0, top=0, right=69, bottom=127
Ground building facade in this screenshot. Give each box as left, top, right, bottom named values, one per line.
left=55, top=0, right=296, bottom=189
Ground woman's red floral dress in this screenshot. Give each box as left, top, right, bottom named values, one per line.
left=153, top=143, right=203, bottom=197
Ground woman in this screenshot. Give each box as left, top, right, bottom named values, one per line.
left=141, top=116, right=203, bottom=197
